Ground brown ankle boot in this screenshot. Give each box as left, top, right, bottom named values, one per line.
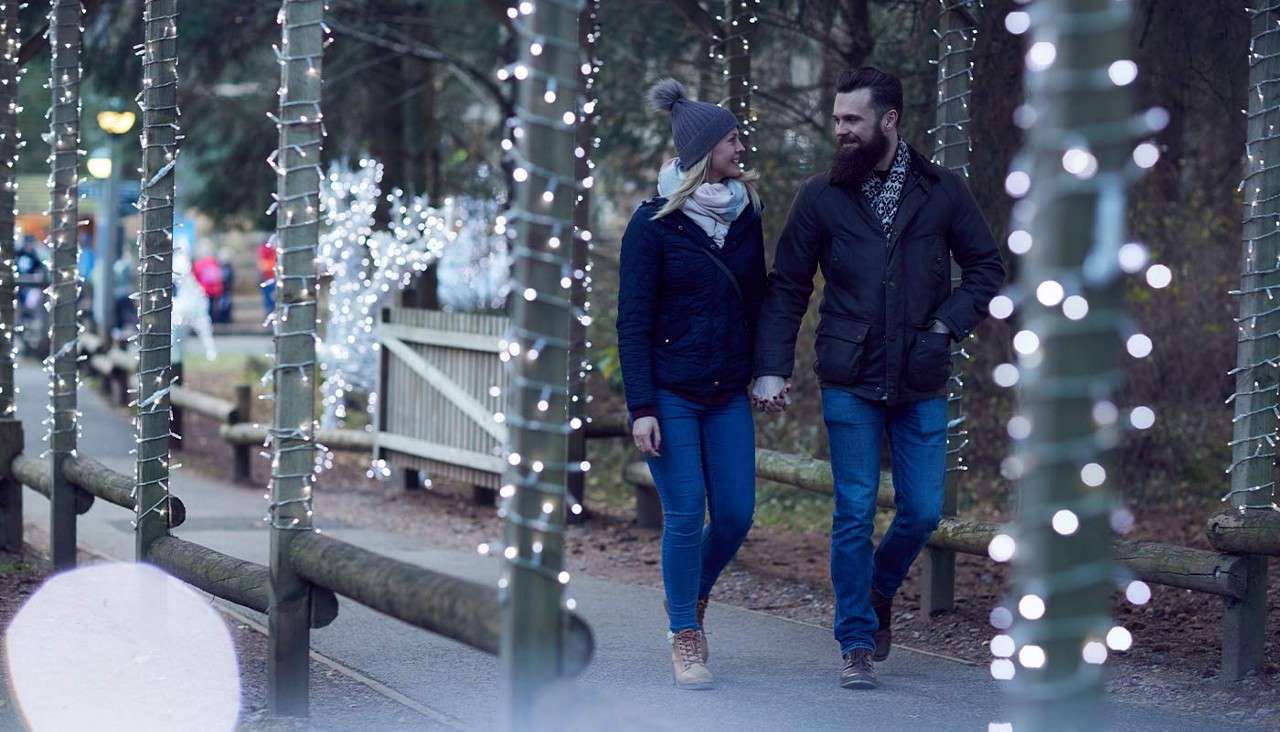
left=696, top=597, right=710, bottom=660
left=671, top=629, right=713, bottom=689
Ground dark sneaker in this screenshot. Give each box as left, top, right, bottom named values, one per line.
left=871, top=589, right=892, bottom=661
left=840, top=649, right=878, bottom=689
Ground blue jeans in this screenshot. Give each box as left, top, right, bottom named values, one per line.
left=645, top=389, right=756, bottom=633
left=822, top=388, right=947, bottom=654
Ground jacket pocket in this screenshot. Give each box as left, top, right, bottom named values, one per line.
left=814, top=314, right=871, bottom=385
left=905, top=329, right=951, bottom=392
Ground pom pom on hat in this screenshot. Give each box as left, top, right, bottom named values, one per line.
left=649, top=78, right=686, bottom=113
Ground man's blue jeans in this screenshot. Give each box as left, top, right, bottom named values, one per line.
left=645, top=389, right=756, bottom=633
left=822, top=388, right=947, bottom=654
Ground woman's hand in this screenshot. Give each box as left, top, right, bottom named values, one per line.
left=632, top=416, right=662, bottom=457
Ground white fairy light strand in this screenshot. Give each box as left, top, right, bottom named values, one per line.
left=723, top=0, right=760, bottom=158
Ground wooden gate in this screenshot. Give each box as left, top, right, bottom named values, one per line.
left=375, top=306, right=509, bottom=489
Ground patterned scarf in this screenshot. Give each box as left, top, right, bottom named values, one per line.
left=860, top=140, right=910, bottom=236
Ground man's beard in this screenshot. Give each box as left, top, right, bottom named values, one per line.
left=829, top=125, right=891, bottom=186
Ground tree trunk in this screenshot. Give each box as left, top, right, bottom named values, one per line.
left=1008, top=0, right=1134, bottom=727
left=499, top=0, right=577, bottom=725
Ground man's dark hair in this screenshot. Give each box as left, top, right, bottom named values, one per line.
left=835, top=67, right=903, bottom=124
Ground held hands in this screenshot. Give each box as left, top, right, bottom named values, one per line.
left=632, top=416, right=662, bottom=457
left=751, top=375, right=792, bottom=413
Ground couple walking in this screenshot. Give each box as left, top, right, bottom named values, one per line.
left=616, top=67, right=1005, bottom=690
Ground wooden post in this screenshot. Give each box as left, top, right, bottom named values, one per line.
left=500, top=0, right=577, bottom=725
left=634, top=479, right=663, bottom=530
left=565, top=0, right=600, bottom=524
left=169, top=362, right=184, bottom=450
left=46, top=0, right=82, bottom=571
left=723, top=1, right=758, bottom=167
left=0, top=419, right=22, bottom=552
left=921, top=0, right=978, bottom=618
left=232, top=383, right=252, bottom=484
left=134, top=0, right=179, bottom=561
left=1009, top=1, right=1132, bottom=728
left=268, top=0, right=324, bottom=716
left=1222, top=0, right=1280, bottom=681
left=0, top=1, right=17, bottom=425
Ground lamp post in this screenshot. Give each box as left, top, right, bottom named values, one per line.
left=90, top=107, right=135, bottom=341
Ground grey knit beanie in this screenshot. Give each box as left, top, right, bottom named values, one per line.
left=649, top=78, right=738, bottom=167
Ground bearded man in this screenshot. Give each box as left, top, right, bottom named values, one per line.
left=751, top=67, right=1006, bottom=690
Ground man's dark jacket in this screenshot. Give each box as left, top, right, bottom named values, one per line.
left=617, top=199, right=767, bottom=421
left=754, top=144, right=1005, bottom=404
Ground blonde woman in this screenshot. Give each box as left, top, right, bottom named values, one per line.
left=616, top=79, right=766, bottom=689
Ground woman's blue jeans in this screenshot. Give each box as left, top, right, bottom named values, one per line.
left=645, top=389, right=756, bottom=633
left=821, top=388, right=947, bottom=655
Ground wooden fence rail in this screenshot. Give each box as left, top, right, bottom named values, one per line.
left=289, top=531, right=593, bottom=676
left=622, top=459, right=1250, bottom=600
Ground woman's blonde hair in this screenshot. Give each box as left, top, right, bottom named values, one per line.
left=652, top=153, right=761, bottom=220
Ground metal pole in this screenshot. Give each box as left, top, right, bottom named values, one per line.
left=268, top=0, right=324, bottom=716
left=922, top=0, right=978, bottom=618
left=1006, top=0, right=1134, bottom=729
left=94, top=135, right=122, bottom=342
left=46, top=0, right=82, bottom=571
left=1222, top=0, right=1280, bottom=681
left=134, top=0, right=179, bottom=561
left=499, top=0, right=578, bottom=725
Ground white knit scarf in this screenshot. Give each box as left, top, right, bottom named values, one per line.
left=657, top=158, right=748, bottom=248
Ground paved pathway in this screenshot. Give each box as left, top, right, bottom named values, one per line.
left=13, top=364, right=1250, bottom=731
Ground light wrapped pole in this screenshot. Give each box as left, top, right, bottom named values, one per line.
left=1220, top=0, right=1280, bottom=680
left=268, top=0, right=325, bottom=716
left=996, top=0, right=1143, bottom=728
left=133, top=0, right=180, bottom=559
left=923, top=0, right=978, bottom=617
left=0, top=1, right=17, bottom=422
left=566, top=0, right=599, bottom=518
left=498, top=0, right=579, bottom=725
left=723, top=0, right=758, bottom=165
left=46, top=0, right=82, bottom=571
left=0, top=1, right=20, bottom=555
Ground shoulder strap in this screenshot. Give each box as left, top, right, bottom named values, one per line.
left=696, top=246, right=744, bottom=303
